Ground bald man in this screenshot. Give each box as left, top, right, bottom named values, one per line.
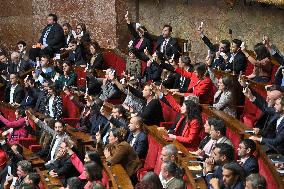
left=8, top=51, right=31, bottom=75
left=243, top=85, right=283, bottom=138
left=127, top=116, right=148, bottom=159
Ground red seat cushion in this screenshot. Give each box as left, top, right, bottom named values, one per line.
left=74, top=67, right=86, bottom=88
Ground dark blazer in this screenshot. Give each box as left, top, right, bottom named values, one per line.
left=252, top=89, right=277, bottom=138
left=1, top=141, right=23, bottom=177
left=90, top=53, right=105, bottom=70
left=155, top=36, right=180, bottom=60
left=7, top=60, right=31, bottom=75
left=273, top=52, right=284, bottom=66
left=224, top=180, right=244, bottom=189
left=127, top=131, right=148, bottom=159
left=143, top=61, right=163, bottom=82
left=5, top=84, right=25, bottom=104
left=128, top=85, right=164, bottom=126
left=221, top=51, right=247, bottom=74
left=90, top=112, right=109, bottom=136
left=68, top=46, right=86, bottom=66
left=205, top=166, right=224, bottom=188
left=48, top=155, right=80, bottom=186
left=242, top=155, right=259, bottom=176
left=39, top=23, right=65, bottom=51
left=64, top=34, right=75, bottom=47
left=127, top=23, right=152, bottom=61
left=34, top=89, right=48, bottom=113
left=261, top=117, right=284, bottom=155
left=20, top=88, right=37, bottom=108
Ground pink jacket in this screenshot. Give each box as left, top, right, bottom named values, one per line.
left=70, top=153, right=108, bottom=188
left=0, top=116, right=27, bottom=144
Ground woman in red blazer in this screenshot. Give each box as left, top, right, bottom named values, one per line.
left=158, top=59, right=214, bottom=104
left=174, top=63, right=214, bottom=104
left=165, top=97, right=203, bottom=151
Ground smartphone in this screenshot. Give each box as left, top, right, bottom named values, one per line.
left=55, top=54, right=60, bottom=60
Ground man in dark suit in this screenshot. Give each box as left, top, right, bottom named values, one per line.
left=145, top=24, right=180, bottom=60
left=127, top=116, right=148, bottom=159
left=210, top=162, right=245, bottom=189
left=4, top=73, right=25, bottom=105
left=29, top=13, right=65, bottom=61
left=237, top=139, right=259, bottom=176
left=198, top=27, right=246, bottom=74
left=204, top=143, right=235, bottom=188
left=8, top=51, right=31, bottom=75
left=243, top=87, right=284, bottom=154
left=249, top=96, right=284, bottom=155
left=239, top=77, right=282, bottom=138
left=48, top=139, right=80, bottom=186
left=67, top=40, right=86, bottom=66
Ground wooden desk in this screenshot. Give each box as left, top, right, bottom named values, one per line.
left=36, top=168, right=63, bottom=189
left=66, top=126, right=94, bottom=155
left=145, top=126, right=207, bottom=189
left=201, top=104, right=284, bottom=189
left=22, top=145, right=45, bottom=168
left=103, top=162, right=134, bottom=189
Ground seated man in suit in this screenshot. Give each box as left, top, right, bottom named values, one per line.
left=29, top=13, right=65, bottom=61
left=48, top=138, right=80, bottom=186
left=145, top=24, right=180, bottom=60
left=67, top=39, right=86, bottom=66
left=160, top=144, right=178, bottom=163
left=198, top=26, right=246, bottom=74
left=237, top=139, right=259, bottom=176
left=245, top=173, right=267, bottom=189
left=204, top=143, right=235, bottom=188
left=159, top=161, right=185, bottom=189
left=210, top=162, right=245, bottom=189
left=127, top=116, right=148, bottom=159
left=4, top=73, right=25, bottom=105
left=0, top=52, right=9, bottom=83
left=239, top=76, right=282, bottom=137
left=210, top=119, right=233, bottom=147
left=249, top=95, right=284, bottom=155
left=7, top=51, right=31, bottom=75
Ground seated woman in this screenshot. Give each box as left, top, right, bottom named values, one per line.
left=67, top=146, right=108, bottom=189
left=153, top=51, right=214, bottom=104
left=55, top=60, right=77, bottom=89
left=242, top=43, right=272, bottom=83
left=99, top=68, right=121, bottom=101
left=0, top=108, right=27, bottom=144
left=74, top=23, right=91, bottom=45
left=103, top=128, right=142, bottom=178
left=89, top=42, right=104, bottom=70
left=208, top=69, right=237, bottom=117
left=125, top=12, right=152, bottom=61
left=127, top=83, right=164, bottom=126
left=62, top=22, right=75, bottom=48
left=45, top=82, right=63, bottom=120
left=160, top=97, right=203, bottom=151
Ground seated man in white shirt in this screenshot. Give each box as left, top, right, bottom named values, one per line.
left=159, top=161, right=185, bottom=189
left=4, top=73, right=25, bottom=106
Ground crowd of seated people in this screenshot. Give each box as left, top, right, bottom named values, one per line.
left=0, top=10, right=283, bottom=189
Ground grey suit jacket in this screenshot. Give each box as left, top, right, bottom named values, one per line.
left=165, top=177, right=185, bottom=189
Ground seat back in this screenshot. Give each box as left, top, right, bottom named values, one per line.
left=61, top=93, right=80, bottom=118
left=74, top=66, right=86, bottom=88
left=159, top=99, right=178, bottom=123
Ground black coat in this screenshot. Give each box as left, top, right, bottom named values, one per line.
left=4, top=84, right=25, bottom=104
left=242, top=156, right=259, bottom=176
left=39, top=23, right=65, bottom=51
left=156, top=36, right=180, bottom=60
left=127, top=131, right=148, bottom=159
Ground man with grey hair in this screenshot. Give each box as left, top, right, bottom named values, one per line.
left=8, top=51, right=31, bottom=75
left=160, top=161, right=185, bottom=189
left=245, top=174, right=266, bottom=189
left=160, top=144, right=178, bottom=163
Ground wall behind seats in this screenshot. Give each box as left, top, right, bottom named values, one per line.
left=138, top=0, right=284, bottom=60
left=0, top=0, right=136, bottom=51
